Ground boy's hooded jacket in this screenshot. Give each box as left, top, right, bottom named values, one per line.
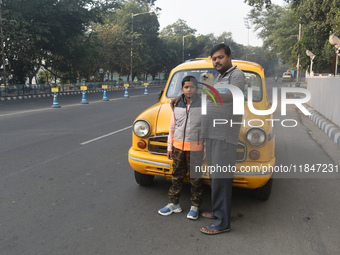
left=172, top=93, right=203, bottom=151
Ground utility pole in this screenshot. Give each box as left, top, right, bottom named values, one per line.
left=296, top=23, right=301, bottom=85
left=244, top=18, right=252, bottom=46
left=182, top=35, right=191, bottom=62
left=130, top=11, right=153, bottom=83
left=0, top=0, right=6, bottom=86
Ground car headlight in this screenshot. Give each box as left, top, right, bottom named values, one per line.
left=133, top=119, right=151, bottom=138
left=246, top=127, right=267, bottom=148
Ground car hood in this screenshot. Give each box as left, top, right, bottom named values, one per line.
left=156, top=103, right=173, bottom=134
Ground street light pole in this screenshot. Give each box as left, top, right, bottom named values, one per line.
left=296, top=23, right=301, bottom=84
left=130, top=13, right=133, bottom=83
left=306, top=50, right=316, bottom=76
left=335, top=47, right=340, bottom=75
left=244, top=18, right=252, bottom=46
left=182, top=35, right=191, bottom=62
left=130, top=11, right=152, bottom=83
left=0, top=0, right=6, bottom=86
left=329, top=34, right=340, bottom=76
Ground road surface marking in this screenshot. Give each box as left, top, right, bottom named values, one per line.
left=80, top=125, right=132, bottom=145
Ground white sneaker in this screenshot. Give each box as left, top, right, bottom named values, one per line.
left=158, top=203, right=182, bottom=216
left=187, top=206, right=199, bottom=220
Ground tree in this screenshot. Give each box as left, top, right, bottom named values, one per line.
left=248, top=5, right=300, bottom=69
left=160, top=19, right=197, bottom=37
left=295, top=0, right=340, bottom=72
left=159, top=36, right=182, bottom=79
left=2, top=0, right=118, bottom=84
left=196, top=34, right=215, bottom=57
left=244, top=0, right=273, bottom=9
left=246, top=0, right=340, bottom=73
left=95, top=23, right=130, bottom=80
left=108, top=0, right=160, bottom=81
left=215, top=32, right=245, bottom=59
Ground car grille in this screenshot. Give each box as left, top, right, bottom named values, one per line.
left=148, top=135, right=247, bottom=162
left=148, top=135, right=168, bottom=155
left=236, top=142, right=246, bottom=161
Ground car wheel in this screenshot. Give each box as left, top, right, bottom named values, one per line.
left=254, top=178, right=273, bottom=201
left=134, top=171, right=154, bottom=186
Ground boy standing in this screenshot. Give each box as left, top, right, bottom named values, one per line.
left=158, top=76, right=203, bottom=220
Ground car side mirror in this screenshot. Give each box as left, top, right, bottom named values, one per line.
left=158, top=90, right=163, bottom=101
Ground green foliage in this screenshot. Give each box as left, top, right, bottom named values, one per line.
left=37, top=69, right=51, bottom=84
left=246, top=0, right=340, bottom=73
left=295, top=0, right=340, bottom=72
left=160, top=19, right=197, bottom=37
left=249, top=5, right=299, bottom=69
left=95, top=23, right=130, bottom=78
left=2, top=0, right=118, bottom=84
left=98, top=0, right=160, bottom=81
left=244, top=0, right=273, bottom=9
left=1, top=0, right=287, bottom=84
left=158, top=36, right=179, bottom=77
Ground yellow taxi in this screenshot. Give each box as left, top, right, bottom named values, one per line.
left=282, top=71, right=293, bottom=82
left=128, top=58, right=275, bottom=200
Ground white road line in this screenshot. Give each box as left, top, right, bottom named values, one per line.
left=0, top=108, right=51, bottom=117
left=80, top=125, right=132, bottom=145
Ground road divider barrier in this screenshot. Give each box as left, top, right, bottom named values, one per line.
left=51, top=88, right=61, bottom=108
left=80, top=86, right=89, bottom=104
left=124, top=83, right=129, bottom=98
left=1, top=80, right=167, bottom=101
left=144, top=82, right=149, bottom=95
left=102, top=85, right=109, bottom=101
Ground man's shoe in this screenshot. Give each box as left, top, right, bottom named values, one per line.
left=187, top=206, right=199, bottom=220
left=200, top=224, right=231, bottom=235
left=158, top=203, right=182, bottom=216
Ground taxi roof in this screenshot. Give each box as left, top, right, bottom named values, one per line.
left=171, top=58, right=264, bottom=76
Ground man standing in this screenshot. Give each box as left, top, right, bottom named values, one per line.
left=199, top=43, right=245, bottom=234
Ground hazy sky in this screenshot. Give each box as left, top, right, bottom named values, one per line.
left=155, top=0, right=285, bottom=47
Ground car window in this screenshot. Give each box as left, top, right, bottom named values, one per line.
left=166, top=69, right=218, bottom=98
left=244, top=72, right=262, bottom=102
left=166, top=69, right=263, bottom=102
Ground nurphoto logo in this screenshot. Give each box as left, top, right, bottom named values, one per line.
left=200, top=83, right=311, bottom=116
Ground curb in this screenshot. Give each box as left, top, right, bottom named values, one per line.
left=0, top=94, right=52, bottom=101
left=0, top=86, right=160, bottom=101
left=308, top=108, right=340, bottom=146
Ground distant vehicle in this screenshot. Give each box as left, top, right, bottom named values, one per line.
left=282, top=71, right=293, bottom=82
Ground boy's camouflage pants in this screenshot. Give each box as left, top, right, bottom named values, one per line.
left=168, top=147, right=203, bottom=207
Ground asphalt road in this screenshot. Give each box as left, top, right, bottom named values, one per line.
left=0, top=82, right=339, bottom=255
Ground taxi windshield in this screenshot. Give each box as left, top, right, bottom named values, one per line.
left=166, top=69, right=263, bottom=102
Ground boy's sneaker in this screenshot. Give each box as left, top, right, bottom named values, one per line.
left=187, top=206, right=199, bottom=220
left=158, top=203, right=182, bottom=216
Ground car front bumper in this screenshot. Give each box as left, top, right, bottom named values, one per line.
left=128, top=148, right=275, bottom=189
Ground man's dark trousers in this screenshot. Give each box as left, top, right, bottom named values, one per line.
left=206, top=139, right=236, bottom=229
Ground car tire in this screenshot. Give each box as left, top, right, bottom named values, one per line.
left=134, top=171, right=154, bottom=186
left=254, top=178, right=273, bottom=201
